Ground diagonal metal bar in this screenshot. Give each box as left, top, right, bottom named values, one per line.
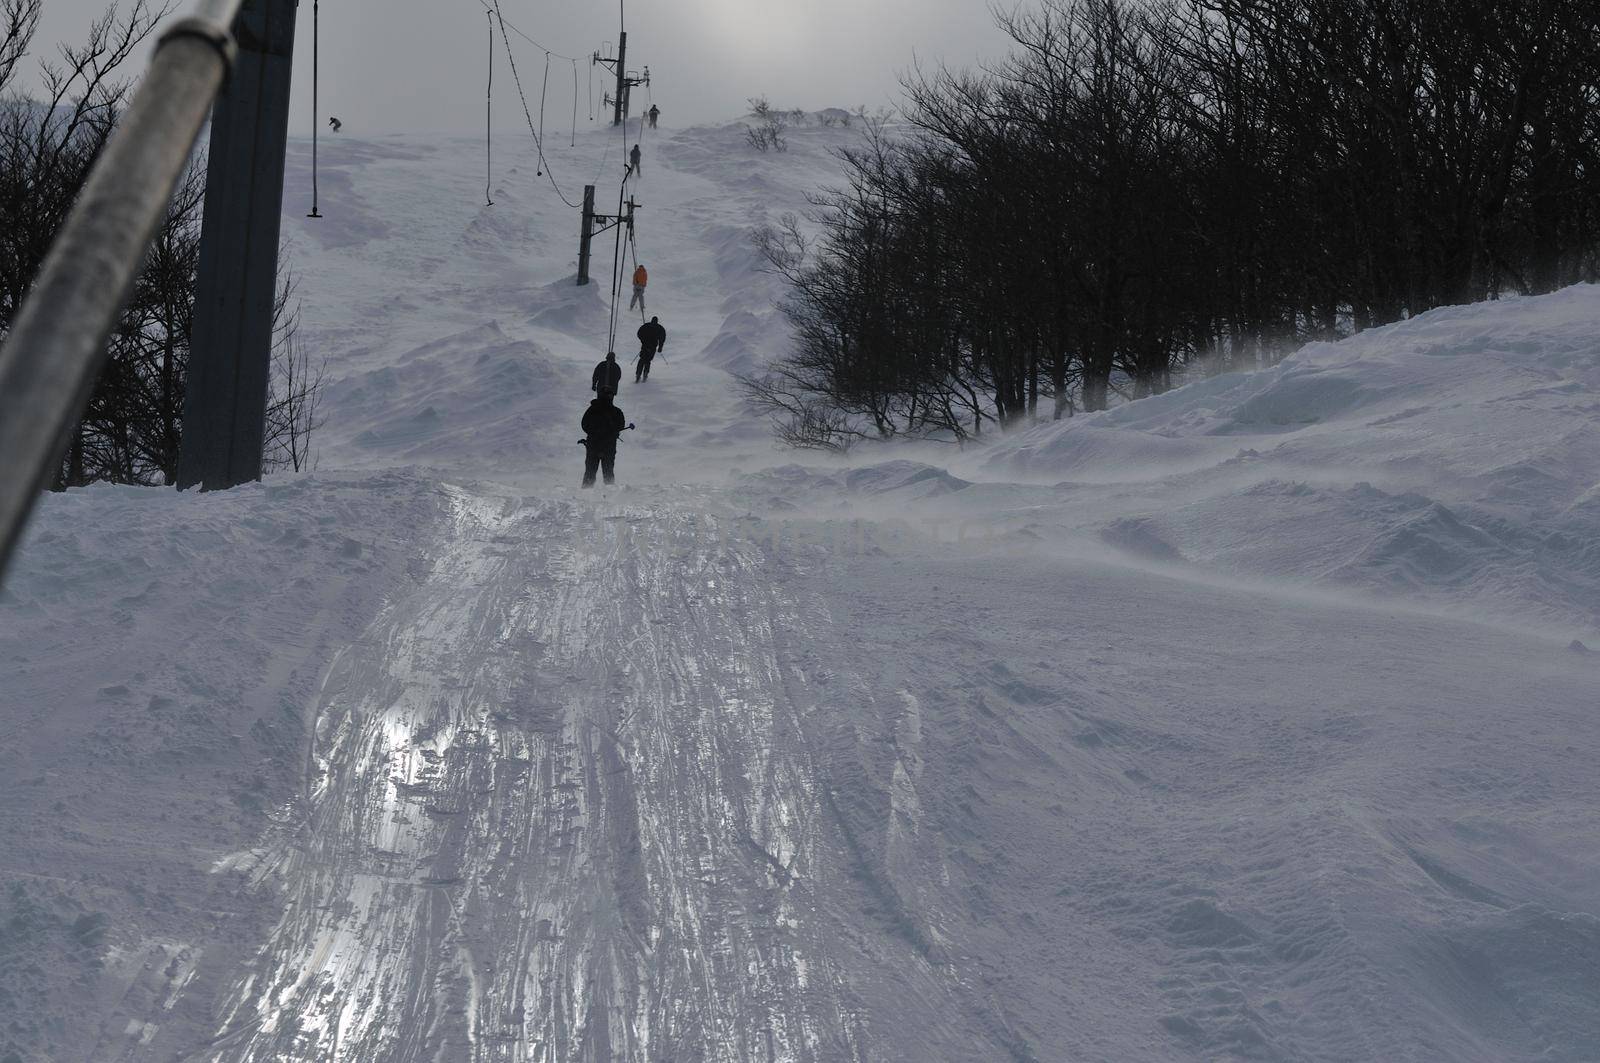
left=0, top=0, right=243, bottom=584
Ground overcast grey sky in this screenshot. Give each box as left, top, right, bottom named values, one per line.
left=28, top=0, right=1015, bottom=133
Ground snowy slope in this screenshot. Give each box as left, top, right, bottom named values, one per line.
left=978, top=290, right=1600, bottom=631
left=3, top=117, right=1600, bottom=1063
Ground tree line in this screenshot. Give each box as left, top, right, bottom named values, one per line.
left=747, top=0, right=1600, bottom=446
left=0, top=0, right=323, bottom=488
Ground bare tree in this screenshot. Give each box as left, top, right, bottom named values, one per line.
left=0, top=1, right=178, bottom=488
left=0, top=0, right=41, bottom=98
left=747, top=0, right=1600, bottom=448
left=262, top=270, right=327, bottom=474
left=745, top=96, right=789, bottom=153
left=6, top=1, right=333, bottom=489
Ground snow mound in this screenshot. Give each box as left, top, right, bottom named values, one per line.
left=985, top=286, right=1600, bottom=628
left=734, top=460, right=971, bottom=511
left=524, top=275, right=611, bottom=337
left=323, top=322, right=573, bottom=474
left=986, top=421, right=1243, bottom=483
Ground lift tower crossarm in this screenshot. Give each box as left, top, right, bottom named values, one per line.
left=593, top=32, right=649, bottom=126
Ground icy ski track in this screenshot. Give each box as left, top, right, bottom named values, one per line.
left=4, top=121, right=1600, bottom=1062
left=200, top=492, right=863, bottom=1061
left=185, top=488, right=1600, bottom=1063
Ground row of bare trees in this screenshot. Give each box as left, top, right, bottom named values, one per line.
left=0, top=0, right=323, bottom=488
left=748, top=0, right=1600, bottom=447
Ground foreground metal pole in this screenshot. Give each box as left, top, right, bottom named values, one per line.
left=177, top=0, right=300, bottom=492
left=0, top=3, right=242, bottom=585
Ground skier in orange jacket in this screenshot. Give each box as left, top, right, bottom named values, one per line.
left=629, top=263, right=649, bottom=311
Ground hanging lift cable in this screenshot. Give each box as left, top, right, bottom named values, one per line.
left=484, top=10, right=494, bottom=205
left=468, top=0, right=581, bottom=61
left=628, top=224, right=646, bottom=323
left=535, top=50, right=549, bottom=176
left=307, top=0, right=321, bottom=217
left=466, top=0, right=647, bottom=355
left=590, top=139, right=614, bottom=188
left=488, top=0, right=581, bottom=209
left=605, top=184, right=627, bottom=353
left=637, top=70, right=654, bottom=158
left=584, top=61, right=618, bottom=188
left=585, top=52, right=629, bottom=199
left=605, top=83, right=641, bottom=349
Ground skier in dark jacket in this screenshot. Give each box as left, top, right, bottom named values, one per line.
left=629, top=143, right=642, bottom=175
left=635, top=317, right=666, bottom=382
left=581, top=389, right=630, bottom=487
left=591, top=352, right=622, bottom=394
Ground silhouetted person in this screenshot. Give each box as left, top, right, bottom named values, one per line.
left=592, top=351, right=623, bottom=393
left=647, top=105, right=660, bottom=129
left=629, top=143, right=642, bottom=175
left=581, top=389, right=630, bottom=487
left=629, top=263, right=648, bottom=311
left=636, top=317, right=666, bottom=381
left=329, top=116, right=342, bottom=132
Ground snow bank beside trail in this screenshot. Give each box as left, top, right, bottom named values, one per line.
left=660, top=121, right=843, bottom=388
left=320, top=323, right=574, bottom=475
left=733, top=460, right=973, bottom=513
left=984, top=286, right=1600, bottom=629
left=0, top=472, right=446, bottom=1060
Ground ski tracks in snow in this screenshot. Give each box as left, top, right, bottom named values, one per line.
left=202, top=488, right=865, bottom=1062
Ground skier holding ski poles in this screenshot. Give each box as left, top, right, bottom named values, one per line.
left=635, top=317, right=666, bottom=382
left=580, top=388, right=633, bottom=487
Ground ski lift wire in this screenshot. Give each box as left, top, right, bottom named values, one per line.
left=606, top=179, right=628, bottom=353
left=536, top=50, right=549, bottom=176
left=489, top=0, right=582, bottom=209
left=628, top=225, right=646, bottom=323
left=308, top=0, right=322, bottom=217
left=590, top=138, right=614, bottom=188
left=468, top=0, right=581, bottom=62
left=485, top=10, right=494, bottom=205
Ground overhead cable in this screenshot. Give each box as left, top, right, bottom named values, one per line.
left=489, top=0, right=581, bottom=209
left=468, top=0, right=581, bottom=62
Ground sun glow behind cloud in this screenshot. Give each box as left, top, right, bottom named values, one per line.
left=691, top=0, right=818, bottom=54
left=31, top=0, right=1012, bottom=131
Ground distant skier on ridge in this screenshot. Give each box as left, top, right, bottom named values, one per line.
left=636, top=317, right=666, bottom=382
left=647, top=105, right=660, bottom=129
left=591, top=351, right=623, bottom=394
left=580, top=388, right=632, bottom=487
left=629, top=263, right=649, bottom=311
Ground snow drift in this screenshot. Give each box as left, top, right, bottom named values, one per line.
left=978, top=287, right=1600, bottom=631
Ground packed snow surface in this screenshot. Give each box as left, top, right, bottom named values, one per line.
left=3, top=117, right=1599, bottom=1062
